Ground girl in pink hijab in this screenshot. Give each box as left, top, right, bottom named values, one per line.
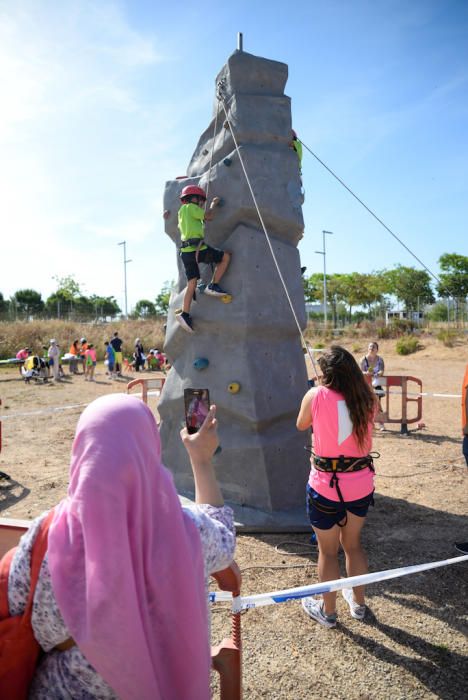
left=7, top=393, right=235, bottom=699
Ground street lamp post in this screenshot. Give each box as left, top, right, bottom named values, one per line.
left=315, top=230, right=333, bottom=327
left=118, top=241, right=132, bottom=317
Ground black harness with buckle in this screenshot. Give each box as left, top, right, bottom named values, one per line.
left=306, top=449, right=379, bottom=526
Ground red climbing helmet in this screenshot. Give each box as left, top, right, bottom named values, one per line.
left=180, top=185, right=206, bottom=201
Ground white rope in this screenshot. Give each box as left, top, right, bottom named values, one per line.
left=204, top=101, right=220, bottom=210
left=216, top=84, right=320, bottom=379
left=210, top=554, right=468, bottom=611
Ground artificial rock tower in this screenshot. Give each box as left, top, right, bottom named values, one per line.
left=159, top=49, right=309, bottom=512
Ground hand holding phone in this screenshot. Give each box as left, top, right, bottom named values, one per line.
left=180, top=403, right=223, bottom=507
left=184, top=388, right=210, bottom=434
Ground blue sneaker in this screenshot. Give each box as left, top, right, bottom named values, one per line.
left=204, top=283, right=228, bottom=297
left=176, top=311, right=194, bottom=334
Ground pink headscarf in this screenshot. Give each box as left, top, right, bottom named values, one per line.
left=48, top=394, right=210, bottom=700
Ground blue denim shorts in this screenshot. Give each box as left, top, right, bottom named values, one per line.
left=306, top=484, right=374, bottom=530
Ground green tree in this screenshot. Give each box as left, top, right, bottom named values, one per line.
left=0, top=292, right=8, bottom=317
left=12, top=289, right=44, bottom=318
left=52, top=275, right=82, bottom=300
left=89, top=295, right=120, bottom=320
left=134, top=299, right=157, bottom=318
left=384, top=266, right=435, bottom=313
left=45, top=290, right=73, bottom=318
left=437, top=253, right=468, bottom=323
left=155, top=281, right=174, bottom=316
left=303, top=273, right=323, bottom=304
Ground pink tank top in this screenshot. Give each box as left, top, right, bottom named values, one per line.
left=308, top=386, right=374, bottom=502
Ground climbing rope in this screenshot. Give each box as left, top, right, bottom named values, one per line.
left=203, top=100, right=221, bottom=210
left=298, top=139, right=441, bottom=284
left=216, top=82, right=320, bottom=379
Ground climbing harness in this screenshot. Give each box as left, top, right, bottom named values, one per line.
left=306, top=448, right=379, bottom=525
left=215, top=80, right=320, bottom=380
left=179, top=237, right=205, bottom=251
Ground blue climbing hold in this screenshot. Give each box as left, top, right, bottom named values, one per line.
left=193, top=357, right=209, bottom=371
left=223, top=158, right=232, bottom=167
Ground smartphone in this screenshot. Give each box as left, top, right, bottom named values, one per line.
left=184, top=388, right=210, bottom=435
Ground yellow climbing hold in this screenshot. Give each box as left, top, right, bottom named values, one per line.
left=228, top=382, right=240, bottom=394
left=221, top=294, right=232, bottom=304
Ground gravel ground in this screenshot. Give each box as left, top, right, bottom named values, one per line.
left=0, top=337, right=467, bottom=699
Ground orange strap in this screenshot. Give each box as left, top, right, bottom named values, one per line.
left=0, top=509, right=55, bottom=620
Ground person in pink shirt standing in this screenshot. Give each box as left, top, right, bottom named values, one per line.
left=84, top=343, right=97, bottom=382
left=296, top=345, right=377, bottom=628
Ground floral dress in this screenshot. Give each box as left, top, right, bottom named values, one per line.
left=8, top=505, right=235, bottom=699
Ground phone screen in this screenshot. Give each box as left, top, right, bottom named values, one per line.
left=184, top=388, right=210, bottom=434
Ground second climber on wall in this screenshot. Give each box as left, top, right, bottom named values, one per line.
left=176, top=185, right=231, bottom=333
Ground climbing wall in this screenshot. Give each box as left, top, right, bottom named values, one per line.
left=159, top=49, right=309, bottom=512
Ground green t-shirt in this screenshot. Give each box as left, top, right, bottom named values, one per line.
left=293, top=139, right=303, bottom=165
left=178, top=203, right=207, bottom=252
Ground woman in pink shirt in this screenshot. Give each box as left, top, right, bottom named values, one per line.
left=296, top=346, right=377, bottom=628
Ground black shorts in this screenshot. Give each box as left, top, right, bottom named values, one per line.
left=306, top=484, right=374, bottom=530
left=180, top=245, right=224, bottom=281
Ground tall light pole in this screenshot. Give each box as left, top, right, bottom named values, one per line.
left=118, top=241, right=132, bottom=317
left=315, top=230, right=333, bottom=327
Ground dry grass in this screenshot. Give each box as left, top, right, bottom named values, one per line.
left=0, top=319, right=166, bottom=361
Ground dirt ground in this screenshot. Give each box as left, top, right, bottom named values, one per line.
left=0, top=337, right=467, bottom=699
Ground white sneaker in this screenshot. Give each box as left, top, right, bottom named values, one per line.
left=342, top=588, right=366, bottom=620
left=301, top=597, right=337, bottom=628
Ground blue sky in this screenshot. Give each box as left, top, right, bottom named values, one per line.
left=1, top=0, right=466, bottom=312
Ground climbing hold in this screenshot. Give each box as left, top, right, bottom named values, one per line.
left=223, top=120, right=229, bottom=130
left=174, top=307, right=182, bottom=315
left=202, top=148, right=209, bottom=156
left=223, top=158, right=232, bottom=167
left=163, top=209, right=170, bottom=220
left=228, top=382, right=240, bottom=394
left=197, top=282, right=207, bottom=293
left=221, top=294, right=232, bottom=304
left=193, top=357, right=209, bottom=371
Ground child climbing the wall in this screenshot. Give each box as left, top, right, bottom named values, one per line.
left=290, top=129, right=303, bottom=172
left=176, top=185, right=231, bottom=333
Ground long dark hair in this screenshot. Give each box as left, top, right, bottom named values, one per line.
left=318, top=345, right=375, bottom=449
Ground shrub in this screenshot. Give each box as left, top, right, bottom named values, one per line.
left=436, top=329, right=459, bottom=347
left=395, top=336, right=419, bottom=355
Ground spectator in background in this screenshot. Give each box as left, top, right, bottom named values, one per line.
left=80, top=338, right=88, bottom=374
left=48, top=340, right=60, bottom=382
left=104, top=341, right=116, bottom=380
left=134, top=338, right=145, bottom=372
left=84, top=344, right=97, bottom=382
left=15, top=347, right=31, bottom=376
left=360, top=341, right=385, bottom=431
left=110, top=331, right=123, bottom=376
left=68, top=339, right=80, bottom=375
